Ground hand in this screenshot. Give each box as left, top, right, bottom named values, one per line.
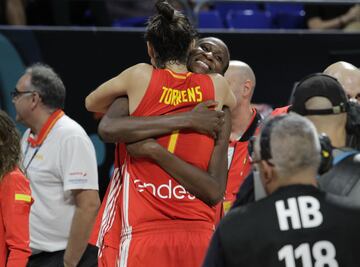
left=343, top=4, right=360, bottom=24
left=126, top=138, right=160, bottom=158
left=190, top=100, right=225, bottom=139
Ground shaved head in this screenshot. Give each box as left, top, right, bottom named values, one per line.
left=324, top=61, right=360, bottom=102
left=225, top=60, right=256, bottom=89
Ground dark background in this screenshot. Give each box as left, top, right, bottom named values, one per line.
left=1, top=27, right=359, bottom=197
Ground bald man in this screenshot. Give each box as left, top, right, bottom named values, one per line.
left=324, top=61, right=360, bottom=103
left=324, top=61, right=360, bottom=149
left=291, top=73, right=360, bottom=205
left=219, top=60, right=261, bottom=215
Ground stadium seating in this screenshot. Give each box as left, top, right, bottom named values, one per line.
left=198, top=10, right=224, bottom=28
left=226, top=10, right=272, bottom=29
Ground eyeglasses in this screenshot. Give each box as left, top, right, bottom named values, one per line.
left=10, top=88, right=36, bottom=99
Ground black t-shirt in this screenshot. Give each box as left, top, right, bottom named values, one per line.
left=203, top=185, right=360, bottom=267
left=305, top=4, right=353, bottom=21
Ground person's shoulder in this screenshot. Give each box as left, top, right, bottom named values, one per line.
left=1, top=168, right=30, bottom=191
left=271, top=105, right=290, bottom=116
left=128, top=63, right=153, bottom=75
left=221, top=201, right=259, bottom=227
left=54, top=115, right=89, bottom=137
left=323, top=192, right=360, bottom=228
left=208, top=73, right=227, bottom=83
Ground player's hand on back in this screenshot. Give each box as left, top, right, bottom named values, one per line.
left=126, top=138, right=160, bottom=158
left=190, top=100, right=225, bottom=139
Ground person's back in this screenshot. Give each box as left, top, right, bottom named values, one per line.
left=125, top=68, right=217, bottom=225
left=204, top=114, right=360, bottom=267
left=90, top=36, right=233, bottom=266
left=218, top=184, right=360, bottom=266
left=86, top=1, right=235, bottom=266
left=319, top=148, right=360, bottom=203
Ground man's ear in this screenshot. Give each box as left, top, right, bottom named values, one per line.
left=242, top=80, right=253, bottom=98
left=30, top=92, right=41, bottom=110
left=147, top=41, right=156, bottom=67
left=260, top=160, right=275, bottom=186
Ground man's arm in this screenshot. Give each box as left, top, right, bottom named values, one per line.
left=127, top=107, right=231, bottom=206
left=60, top=135, right=100, bottom=267
left=307, top=5, right=360, bottom=29
left=63, top=190, right=100, bottom=267
left=98, top=97, right=225, bottom=143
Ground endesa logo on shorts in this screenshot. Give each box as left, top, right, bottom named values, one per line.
left=134, top=179, right=196, bottom=200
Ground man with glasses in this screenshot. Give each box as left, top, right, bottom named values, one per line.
left=12, top=63, right=100, bottom=267
left=203, top=114, right=360, bottom=267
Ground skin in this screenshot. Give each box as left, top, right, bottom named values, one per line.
left=187, top=37, right=230, bottom=75
left=224, top=60, right=256, bottom=141
left=86, top=37, right=236, bottom=205
left=324, top=61, right=360, bottom=103
left=307, top=4, right=360, bottom=30
left=98, top=37, right=231, bottom=144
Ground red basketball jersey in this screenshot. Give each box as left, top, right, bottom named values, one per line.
left=121, top=68, right=216, bottom=229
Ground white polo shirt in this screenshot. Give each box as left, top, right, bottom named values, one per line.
left=21, top=114, right=99, bottom=252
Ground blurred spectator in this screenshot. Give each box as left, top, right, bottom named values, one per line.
left=106, top=0, right=186, bottom=24
left=105, top=0, right=156, bottom=21
left=0, top=0, right=26, bottom=25
left=305, top=4, right=360, bottom=30
left=26, top=0, right=110, bottom=26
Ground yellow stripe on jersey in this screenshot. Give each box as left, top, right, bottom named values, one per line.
left=15, top=194, right=32, bottom=203
left=165, top=69, right=192, bottom=79
left=168, top=130, right=179, bottom=153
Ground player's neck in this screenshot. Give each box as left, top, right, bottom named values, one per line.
left=165, top=62, right=188, bottom=73
left=230, top=103, right=253, bottom=141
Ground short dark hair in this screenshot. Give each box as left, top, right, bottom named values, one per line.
left=145, top=0, right=197, bottom=68
left=26, top=63, right=66, bottom=109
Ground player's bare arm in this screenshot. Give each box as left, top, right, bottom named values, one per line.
left=85, top=63, right=152, bottom=113
left=98, top=97, right=225, bottom=143
left=126, top=107, right=231, bottom=206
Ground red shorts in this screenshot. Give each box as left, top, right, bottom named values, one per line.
left=99, top=245, right=119, bottom=267
left=118, top=221, right=214, bottom=267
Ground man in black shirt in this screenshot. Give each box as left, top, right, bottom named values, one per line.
left=203, top=113, right=360, bottom=267
left=305, top=4, right=360, bottom=30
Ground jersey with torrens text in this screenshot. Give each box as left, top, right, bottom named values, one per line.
left=121, top=68, right=216, bottom=229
